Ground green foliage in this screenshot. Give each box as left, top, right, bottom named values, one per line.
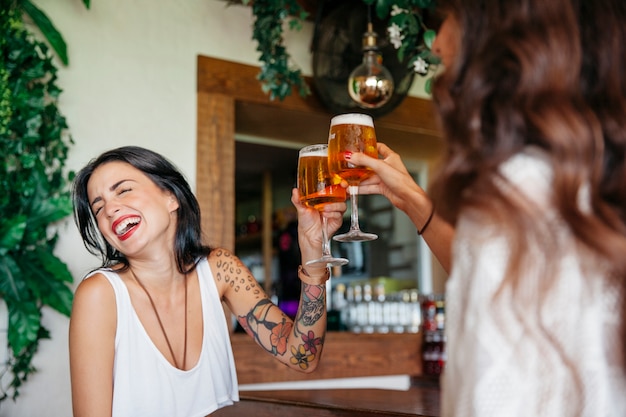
left=18, top=0, right=91, bottom=66
left=243, top=0, right=310, bottom=101
left=237, top=0, right=439, bottom=99
left=364, top=0, right=439, bottom=93
left=0, top=3, right=77, bottom=401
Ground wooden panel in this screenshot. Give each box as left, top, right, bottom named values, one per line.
left=196, top=92, right=235, bottom=250
left=261, top=171, right=273, bottom=293
left=214, top=399, right=409, bottom=417
left=197, top=55, right=443, bottom=147
left=231, top=331, right=422, bottom=384
left=233, top=100, right=444, bottom=160
left=213, top=384, right=441, bottom=417
left=197, top=55, right=326, bottom=112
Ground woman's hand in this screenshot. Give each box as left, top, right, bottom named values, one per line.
left=346, top=142, right=429, bottom=213
left=345, top=142, right=454, bottom=273
left=291, top=188, right=346, bottom=271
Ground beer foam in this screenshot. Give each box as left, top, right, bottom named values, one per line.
left=299, top=144, right=327, bottom=157
left=331, top=113, right=374, bottom=127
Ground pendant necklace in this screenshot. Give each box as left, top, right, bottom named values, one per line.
left=130, top=268, right=188, bottom=370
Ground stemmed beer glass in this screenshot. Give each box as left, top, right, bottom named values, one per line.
left=328, top=113, right=378, bottom=242
left=297, top=144, right=349, bottom=267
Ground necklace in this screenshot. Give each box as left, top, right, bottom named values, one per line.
left=130, top=268, right=188, bottom=370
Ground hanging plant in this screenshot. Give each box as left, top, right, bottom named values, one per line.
left=0, top=0, right=89, bottom=401
left=365, top=0, right=440, bottom=93
left=241, top=0, right=310, bottom=100
left=226, top=0, right=438, bottom=100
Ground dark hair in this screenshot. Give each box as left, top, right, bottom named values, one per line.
left=72, top=146, right=211, bottom=274
left=430, top=0, right=626, bottom=369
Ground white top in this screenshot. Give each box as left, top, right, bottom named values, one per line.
left=89, top=257, right=239, bottom=417
left=442, top=147, right=626, bottom=417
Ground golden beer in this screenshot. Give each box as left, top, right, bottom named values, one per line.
left=297, top=144, right=349, bottom=266
left=328, top=113, right=378, bottom=185
left=298, top=151, right=346, bottom=211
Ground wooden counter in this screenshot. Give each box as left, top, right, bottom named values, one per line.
left=214, top=378, right=440, bottom=417
left=230, top=331, right=423, bottom=384
left=215, top=332, right=441, bottom=416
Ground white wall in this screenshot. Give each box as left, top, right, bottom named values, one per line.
left=1, top=1, right=428, bottom=415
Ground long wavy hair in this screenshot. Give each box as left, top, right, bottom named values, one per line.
left=430, top=0, right=626, bottom=368
left=72, top=146, right=212, bottom=274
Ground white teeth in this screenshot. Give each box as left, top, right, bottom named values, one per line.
left=115, top=217, right=140, bottom=236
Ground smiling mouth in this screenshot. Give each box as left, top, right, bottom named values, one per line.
left=115, top=216, right=141, bottom=236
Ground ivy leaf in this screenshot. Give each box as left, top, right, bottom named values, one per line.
left=0, top=254, right=26, bottom=302
left=374, top=0, right=391, bottom=19
left=7, top=298, right=41, bottom=356
left=0, top=216, right=27, bottom=256
left=423, top=29, right=436, bottom=50
left=21, top=0, right=69, bottom=65
left=40, top=279, right=74, bottom=317
left=23, top=249, right=73, bottom=316
left=34, top=247, right=74, bottom=285
left=405, top=12, right=420, bottom=35
left=27, top=195, right=73, bottom=231
left=425, top=77, right=433, bottom=94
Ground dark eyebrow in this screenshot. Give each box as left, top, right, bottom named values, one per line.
left=89, top=179, right=132, bottom=208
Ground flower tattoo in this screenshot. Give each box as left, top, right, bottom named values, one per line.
left=290, top=344, right=315, bottom=370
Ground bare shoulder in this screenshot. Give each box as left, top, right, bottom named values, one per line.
left=70, top=272, right=117, bottom=358
left=72, top=273, right=116, bottom=320
left=74, top=273, right=115, bottom=302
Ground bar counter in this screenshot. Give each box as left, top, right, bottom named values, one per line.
left=214, top=380, right=440, bottom=417
left=213, top=332, right=441, bottom=416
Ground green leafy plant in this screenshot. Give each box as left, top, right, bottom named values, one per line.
left=228, top=0, right=438, bottom=100
left=0, top=0, right=89, bottom=401
left=240, top=0, right=310, bottom=101
left=365, top=0, right=439, bottom=93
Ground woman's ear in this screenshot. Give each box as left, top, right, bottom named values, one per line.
left=166, top=192, right=179, bottom=212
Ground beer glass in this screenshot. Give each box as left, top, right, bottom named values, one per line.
left=297, top=144, right=349, bottom=267
left=328, top=113, right=378, bottom=242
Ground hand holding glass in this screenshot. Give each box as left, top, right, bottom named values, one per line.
left=297, top=144, right=349, bottom=267
left=328, top=113, right=378, bottom=242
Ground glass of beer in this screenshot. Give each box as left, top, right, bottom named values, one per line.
left=328, top=113, right=378, bottom=242
left=298, top=144, right=349, bottom=267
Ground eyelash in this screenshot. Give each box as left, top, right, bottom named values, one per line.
left=93, top=188, right=132, bottom=216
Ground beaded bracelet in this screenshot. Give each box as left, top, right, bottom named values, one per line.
left=418, top=205, right=435, bottom=236
left=298, top=265, right=331, bottom=285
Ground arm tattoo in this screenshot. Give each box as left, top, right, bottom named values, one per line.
left=297, top=283, right=326, bottom=326
left=213, top=249, right=262, bottom=299
left=238, top=299, right=294, bottom=356
left=237, top=284, right=326, bottom=370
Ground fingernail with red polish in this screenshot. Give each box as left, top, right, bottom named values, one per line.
left=344, top=151, right=352, bottom=160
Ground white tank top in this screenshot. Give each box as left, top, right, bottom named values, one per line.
left=90, top=257, right=239, bottom=417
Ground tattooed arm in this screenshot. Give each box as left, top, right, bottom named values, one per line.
left=214, top=189, right=345, bottom=373
left=212, top=247, right=329, bottom=373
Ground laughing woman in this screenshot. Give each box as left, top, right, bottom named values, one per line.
left=69, top=146, right=345, bottom=417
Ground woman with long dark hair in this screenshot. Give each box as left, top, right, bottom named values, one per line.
left=69, top=146, right=345, bottom=416
left=347, top=0, right=626, bottom=414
